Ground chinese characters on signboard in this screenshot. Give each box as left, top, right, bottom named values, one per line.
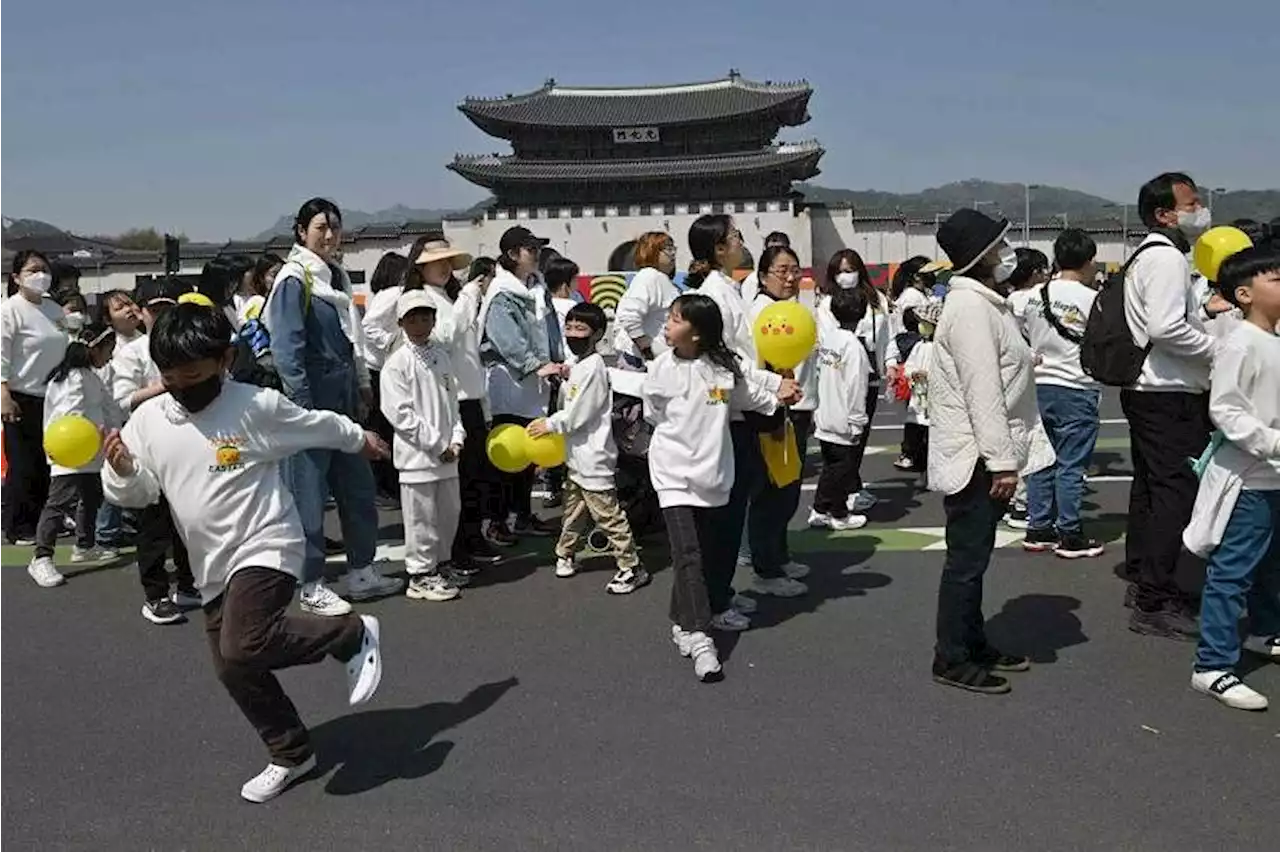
left=612, top=127, right=660, bottom=143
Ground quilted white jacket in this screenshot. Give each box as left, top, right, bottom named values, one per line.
left=927, top=277, right=1055, bottom=496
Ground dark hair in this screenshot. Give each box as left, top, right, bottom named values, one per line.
left=764, top=231, right=790, bottom=248
left=1230, top=218, right=1271, bottom=247
left=543, top=256, right=580, bottom=292
left=293, top=197, right=342, bottom=244
left=95, top=289, right=136, bottom=328
left=669, top=292, right=740, bottom=378
left=1138, top=172, right=1196, bottom=229
left=891, top=255, right=933, bottom=299
left=823, top=248, right=879, bottom=313
left=538, top=247, right=562, bottom=274
left=135, top=275, right=192, bottom=309
left=46, top=323, right=112, bottom=385
left=565, top=301, right=607, bottom=334
left=828, top=286, right=870, bottom=328
left=1053, top=229, right=1097, bottom=272
left=50, top=261, right=82, bottom=305
left=8, top=249, right=50, bottom=296
left=1007, top=248, right=1050, bottom=291
left=150, top=302, right=233, bottom=371
left=468, top=256, right=496, bottom=282
left=199, top=255, right=255, bottom=306
left=685, top=214, right=734, bottom=289
left=61, top=292, right=89, bottom=314
left=370, top=251, right=409, bottom=294
left=1217, top=244, right=1280, bottom=309
left=251, top=253, right=284, bottom=297
left=756, top=245, right=800, bottom=282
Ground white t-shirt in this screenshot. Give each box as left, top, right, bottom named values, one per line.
left=1, top=295, right=69, bottom=396
left=1210, top=322, right=1280, bottom=490
left=1006, top=287, right=1037, bottom=340
left=1024, top=277, right=1100, bottom=391
left=613, top=267, right=680, bottom=366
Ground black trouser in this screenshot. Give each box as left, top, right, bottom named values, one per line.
left=366, top=369, right=399, bottom=500
left=35, top=474, right=102, bottom=558
left=452, top=399, right=494, bottom=560
left=814, top=441, right=860, bottom=518
left=848, top=383, right=880, bottom=492
left=491, top=413, right=534, bottom=522
left=136, top=497, right=195, bottom=601
left=3, top=391, right=50, bottom=542
left=781, top=409, right=813, bottom=564
left=205, top=567, right=364, bottom=765
left=666, top=504, right=735, bottom=632
left=1120, top=389, right=1211, bottom=611
left=902, top=423, right=929, bottom=470
left=935, top=462, right=1007, bottom=667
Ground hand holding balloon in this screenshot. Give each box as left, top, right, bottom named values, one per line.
left=102, top=429, right=136, bottom=476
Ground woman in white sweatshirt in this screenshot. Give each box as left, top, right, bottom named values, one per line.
left=614, top=231, right=681, bottom=370
left=643, top=293, right=788, bottom=682
left=358, top=251, right=411, bottom=503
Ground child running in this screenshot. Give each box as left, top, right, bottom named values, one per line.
left=643, top=293, right=789, bottom=681
left=27, top=324, right=123, bottom=587
left=810, top=287, right=873, bottom=530
left=101, top=304, right=386, bottom=803
left=528, top=302, right=650, bottom=594
left=379, top=290, right=471, bottom=602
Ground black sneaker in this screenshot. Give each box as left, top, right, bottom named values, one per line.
left=324, top=537, right=345, bottom=555
left=1004, top=508, right=1029, bottom=530
left=483, top=522, right=518, bottom=548
left=141, top=598, right=186, bottom=625
left=931, top=661, right=1010, bottom=695
left=1022, top=528, right=1059, bottom=553
left=466, top=539, right=504, bottom=565
left=1056, top=532, right=1104, bottom=559
left=447, top=559, right=482, bottom=578
left=973, top=647, right=1031, bottom=672
left=513, top=515, right=556, bottom=537
left=1128, top=608, right=1198, bottom=641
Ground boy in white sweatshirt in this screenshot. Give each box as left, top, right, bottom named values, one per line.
left=528, top=302, right=650, bottom=595
left=379, top=290, right=469, bottom=602
left=810, top=288, right=872, bottom=531
left=100, top=304, right=386, bottom=803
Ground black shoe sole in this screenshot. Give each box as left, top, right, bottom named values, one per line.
left=932, top=673, right=1011, bottom=694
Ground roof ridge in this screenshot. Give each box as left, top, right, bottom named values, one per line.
left=461, top=74, right=810, bottom=105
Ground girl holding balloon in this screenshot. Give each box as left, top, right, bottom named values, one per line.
left=26, top=323, right=123, bottom=588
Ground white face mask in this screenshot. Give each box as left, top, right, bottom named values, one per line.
left=835, top=271, right=860, bottom=289
left=1176, top=207, right=1212, bottom=239
left=993, top=246, right=1018, bottom=285
left=63, top=312, right=85, bottom=331
left=20, top=271, right=52, bottom=295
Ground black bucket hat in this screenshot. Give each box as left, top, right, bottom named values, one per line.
left=937, top=209, right=1011, bottom=275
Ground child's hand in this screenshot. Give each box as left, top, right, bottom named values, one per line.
left=526, top=418, right=551, bottom=439
left=536, top=363, right=564, bottom=379
left=439, top=443, right=462, bottom=463
left=103, top=429, right=137, bottom=476
left=360, top=431, right=390, bottom=460
left=777, top=377, right=802, bottom=406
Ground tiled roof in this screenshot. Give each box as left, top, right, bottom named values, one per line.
left=460, top=73, right=812, bottom=129
left=449, top=142, right=823, bottom=187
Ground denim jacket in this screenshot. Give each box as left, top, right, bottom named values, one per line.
left=480, top=270, right=550, bottom=376
left=265, top=272, right=361, bottom=417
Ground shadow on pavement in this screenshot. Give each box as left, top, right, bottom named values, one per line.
left=985, top=593, right=1088, bottom=664
left=304, top=676, right=519, bottom=796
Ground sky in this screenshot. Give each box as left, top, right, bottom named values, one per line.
left=3, top=0, right=1277, bottom=240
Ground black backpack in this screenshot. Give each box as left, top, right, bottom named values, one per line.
left=1079, top=241, right=1175, bottom=386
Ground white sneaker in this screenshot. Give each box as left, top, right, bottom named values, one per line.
left=808, top=510, right=867, bottom=531
left=240, top=754, right=316, bottom=803
left=300, top=581, right=352, bottom=616
left=848, top=491, right=878, bottom=513
left=71, top=545, right=117, bottom=563
left=27, top=556, right=66, bottom=588
left=554, top=557, right=577, bottom=578
left=753, top=576, right=808, bottom=598
left=710, top=609, right=751, bottom=632
left=346, top=615, right=382, bottom=706
left=1243, top=634, right=1280, bottom=658
left=405, top=574, right=461, bottom=602
left=782, top=560, right=810, bottom=579
left=1190, top=670, right=1268, bottom=711
left=731, top=593, right=758, bottom=615
left=345, top=566, right=404, bottom=601
left=671, top=626, right=722, bottom=682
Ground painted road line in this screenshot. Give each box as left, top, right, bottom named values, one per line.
left=532, top=475, right=1130, bottom=500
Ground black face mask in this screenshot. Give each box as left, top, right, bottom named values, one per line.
left=168, top=374, right=223, bottom=413
left=565, top=336, right=597, bottom=358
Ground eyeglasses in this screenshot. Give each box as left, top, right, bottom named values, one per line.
left=768, top=266, right=802, bottom=278
left=660, top=244, right=677, bottom=256
left=728, top=229, right=743, bottom=242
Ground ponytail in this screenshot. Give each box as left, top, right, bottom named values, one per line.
left=685, top=259, right=713, bottom=290
left=702, top=342, right=743, bottom=380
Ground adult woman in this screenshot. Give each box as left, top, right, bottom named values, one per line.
left=359, top=251, right=411, bottom=504
left=265, top=197, right=402, bottom=615
left=891, top=255, right=935, bottom=327
left=928, top=209, right=1054, bottom=695
left=822, top=249, right=890, bottom=514
left=685, top=214, right=802, bottom=628
left=614, top=231, right=681, bottom=370
left=2, top=250, right=69, bottom=544
left=479, top=226, right=563, bottom=541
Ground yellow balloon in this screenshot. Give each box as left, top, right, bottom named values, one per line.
left=526, top=431, right=566, bottom=469
left=486, top=423, right=531, bottom=473
left=1193, top=226, right=1253, bottom=282
left=44, top=414, right=101, bottom=468
left=753, top=301, right=817, bottom=370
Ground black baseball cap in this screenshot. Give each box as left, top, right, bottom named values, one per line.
left=498, top=226, right=550, bottom=255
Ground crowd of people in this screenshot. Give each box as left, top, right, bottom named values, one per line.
left=2, top=171, right=1278, bottom=803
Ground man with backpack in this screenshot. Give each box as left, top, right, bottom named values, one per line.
left=1084, top=173, right=1216, bottom=640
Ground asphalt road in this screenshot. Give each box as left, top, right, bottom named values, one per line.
left=3, top=393, right=1277, bottom=851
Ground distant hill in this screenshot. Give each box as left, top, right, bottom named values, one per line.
left=250, top=200, right=492, bottom=240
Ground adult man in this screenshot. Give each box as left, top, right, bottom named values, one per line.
left=740, top=231, right=791, bottom=300
left=1121, top=172, right=1215, bottom=639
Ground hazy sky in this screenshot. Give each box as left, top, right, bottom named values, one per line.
left=3, top=0, right=1277, bottom=240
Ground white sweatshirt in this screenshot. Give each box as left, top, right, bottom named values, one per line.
left=43, top=368, right=124, bottom=475
left=360, top=285, right=403, bottom=372
left=814, top=324, right=871, bottom=446
left=642, top=350, right=777, bottom=509
left=1209, top=322, right=1280, bottom=490
left=1123, top=233, right=1214, bottom=392
left=613, top=267, right=680, bottom=365
left=695, top=269, right=784, bottom=409
left=902, top=338, right=935, bottom=426
left=379, top=342, right=466, bottom=484
left=449, top=280, right=487, bottom=402
left=1007, top=287, right=1036, bottom=340
left=110, top=332, right=160, bottom=413
left=749, top=292, right=818, bottom=412
left=817, top=291, right=890, bottom=382
left=547, top=352, right=617, bottom=491
left=1, top=295, right=69, bottom=396
left=100, top=382, right=367, bottom=602
left=1024, top=277, right=1100, bottom=391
